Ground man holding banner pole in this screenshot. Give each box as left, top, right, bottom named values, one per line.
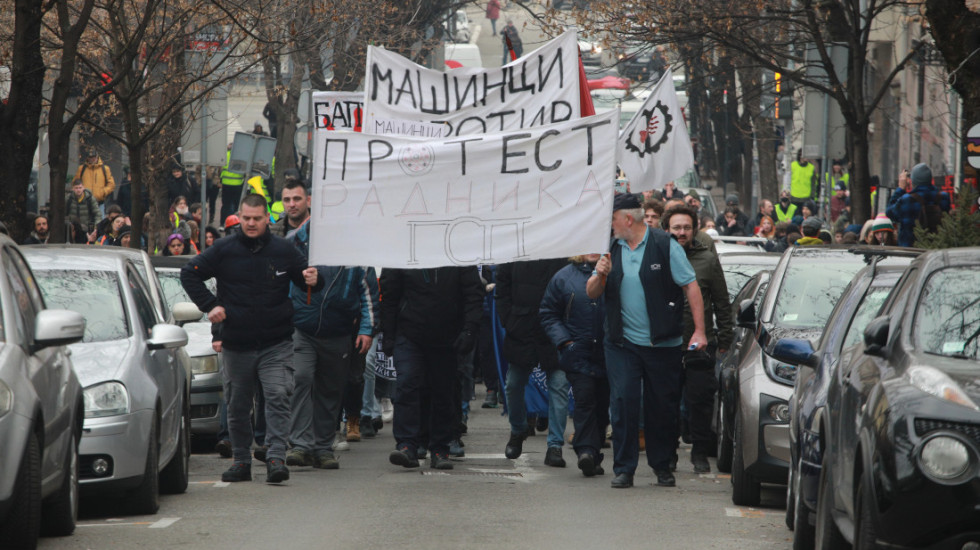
left=586, top=193, right=707, bottom=489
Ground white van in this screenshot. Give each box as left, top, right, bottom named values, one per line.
left=445, top=44, right=483, bottom=69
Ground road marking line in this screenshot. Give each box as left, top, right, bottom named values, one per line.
left=213, top=481, right=230, bottom=488
left=78, top=522, right=153, bottom=528
left=462, top=453, right=509, bottom=460
left=149, top=517, right=181, bottom=529
left=725, top=507, right=775, bottom=518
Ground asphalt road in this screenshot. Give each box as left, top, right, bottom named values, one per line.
left=40, top=384, right=791, bottom=550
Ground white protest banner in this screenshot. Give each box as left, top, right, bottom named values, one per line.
left=363, top=31, right=581, bottom=136
left=308, top=110, right=619, bottom=269
left=617, top=68, right=695, bottom=192
left=371, top=118, right=451, bottom=138
left=312, top=91, right=364, bottom=130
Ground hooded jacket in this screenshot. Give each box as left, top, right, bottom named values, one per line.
left=289, top=221, right=379, bottom=339
left=75, top=159, right=115, bottom=203
left=65, top=188, right=103, bottom=232
left=681, top=237, right=733, bottom=350
left=180, top=227, right=323, bottom=350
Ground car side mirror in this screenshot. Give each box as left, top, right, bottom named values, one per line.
left=172, top=301, right=204, bottom=325
left=34, top=309, right=85, bottom=350
left=863, top=316, right=890, bottom=357
left=736, top=298, right=756, bottom=329
left=147, top=323, right=188, bottom=350
left=770, top=337, right=817, bottom=369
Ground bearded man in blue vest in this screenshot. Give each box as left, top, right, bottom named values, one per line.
left=587, top=193, right=707, bottom=489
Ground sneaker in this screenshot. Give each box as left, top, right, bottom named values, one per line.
left=449, top=439, right=465, bottom=457
left=481, top=391, right=498, bottom=408
left=544, top=447, right=566, bottom=468
left=389, top=446, right=420, bottom=468
left=221, top=462, right=252, bottom=482
left=346, top=417, right=361, bottom=442
left=286, top=448, right=313, bottom=467
left=381, top=398, right=394, bottom=423
left=372, top=416, right=383, bottom=432
left=655, top=469, right=676, bottom=487
left=577, top=452, right=597, bottom=477
left=333, top=433, right=350, bottom=452
left=360, top=416, right=376, bottom=438
left=266, top=458, right=290, bottom=483
left=313, top=452, right=339, bottom=470
left=692, top=453, right=711, bottom=474
left=417, top=446, right=428, bottom=460
left=610, top=472, right=634, bottom=488
left=430, top=451, right=454, bottom=470
left=505, top=432, right=525, bottom=459
left=214, top=439, right=232, bottom=458
left=253, top=445, right=268, bottom=463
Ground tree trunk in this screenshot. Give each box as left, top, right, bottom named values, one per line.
left=0, top=0, right=45, bottom=243
left=849, top=122, right=872, bottom=225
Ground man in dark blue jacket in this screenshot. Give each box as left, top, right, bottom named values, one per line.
left=885, top=162, right=950, bottom=247
left=181, top=194, right=322, bottom=484
left=286, top=217, right=379, bottom=469
left=381, top=267, right=484, bottom=470
left=587, top=193, right=706, bottom=489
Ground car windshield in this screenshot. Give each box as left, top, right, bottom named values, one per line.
left=915, top=267, right=980, bottom=361
left=722, top=263, right=771, bottom=303
left=156, top=269, right=215, bottom=309
left=771, top=259, right=864, bottom=330
left=33, top=269, right=129, bottom=342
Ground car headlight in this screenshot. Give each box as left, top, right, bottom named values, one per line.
left=907, top=366, right=979, bottom=411
left=0, top=380, right=12, bottom=417
left=191, top=354, right=219, bottom=375
left=763, top=353, right=797, bottom=386
left=84, top=382, right=130, bottom=418
left=919, top=434, right=974, bottom=483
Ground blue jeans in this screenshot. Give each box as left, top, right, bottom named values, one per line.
left=505, top=364, right=569, bottom=449
left=221, top=339, right=294, bottom=464
left=605, top=341, right=683, bottom=475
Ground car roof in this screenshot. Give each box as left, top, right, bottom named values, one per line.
left=718, top=252, right=781, bottom=265
left=150, top=255, right=192, bottom=269
left=21, top=245, right=130, bottom=272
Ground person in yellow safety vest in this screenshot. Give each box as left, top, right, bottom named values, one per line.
left=774, top=190, right=798, bottom=223
left=270, top=200, right=284, bottom=222
left=824, top=159, right=849, bottom=194
left=220, top=147, right=246, bottom=225
left=790, top=150, right=816, bottom=207
left=245, top=174, right=271, bottom=212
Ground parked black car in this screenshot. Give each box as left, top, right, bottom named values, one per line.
left=809, top=248, right=980, bottom=549
left=773, top=251, right=918, bottom=549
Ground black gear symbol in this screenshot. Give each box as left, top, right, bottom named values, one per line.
left=624, top=101, right=674, bottom=158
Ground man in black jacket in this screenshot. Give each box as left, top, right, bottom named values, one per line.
left=181, top=194, right=321, bottom=484
left=381, top=267, right=483, bottom=470
left=496, top=258, right=571, bottom=467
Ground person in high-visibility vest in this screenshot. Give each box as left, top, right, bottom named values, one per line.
left=790, top=150, right=816, bottom=208
left=245, top=174, right=271, bottom=212
left=220, top=147, right=246, bottom=225
left=824, top=159, right=850, bottom=193
left=774, top=190, right=797, bottom=223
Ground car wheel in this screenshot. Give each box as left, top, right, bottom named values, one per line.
left=0, top=432, right=41, bottom=548
left=792, top=459, right=816, bottom=550
left=815, top=453, right=847, bottom=550
left=126, top=420, right=160, bottom=515
left=716, top=396, right=733, bottom=473
left=731, top=409, right=761, bottom=506
left=854, top=472, right=878, bottom=550
left=41, top=432, right=79, bottom=536
left=160, top=401, right=190, bottom=495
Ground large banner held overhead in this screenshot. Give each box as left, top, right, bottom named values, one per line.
left=617, top=68, right=695, bottom=192
left=363, top=31, right=581, bottom=137
left=308, top=110, right=619, bottom=268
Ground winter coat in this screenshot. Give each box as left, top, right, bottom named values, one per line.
left=75, top=159, right=115, bottom=203
left=180, top=227, right=323, bottom=350
left=715, top=210, right=751, bottom=237
left=289, top=221, right=379, bottom=339
left=494, top=258, right=567, bottom=370
left=885, top=183, right=951, bottom=247
left=486, top=0, right=500, bottom=20
left=681, top=238, right=733, bottom=351
left=380, top=267, right=483, bottom=349
left=539, top=261, right=606, bottom=377
left=65, top=189, right=103, bottom=232
left=167, top=173, right=199, bottom=206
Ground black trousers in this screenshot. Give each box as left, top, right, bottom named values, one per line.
left=392, top=335, right=457, bottom=454
left=681, top=347, right=718, bottom=456
left=566, top=371, right=610, bottom=457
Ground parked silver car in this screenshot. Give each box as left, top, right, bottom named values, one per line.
left=22, top=247, right=194, bottom=515
left=0, top=237, right=86, bottom=547
left=151, top=256, right=222, bottom=437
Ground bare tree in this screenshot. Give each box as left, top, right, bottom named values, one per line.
left=926, top=1, right=980, bottom=161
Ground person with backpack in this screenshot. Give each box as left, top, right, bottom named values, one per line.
left=885, top=163, right=950, bottom=247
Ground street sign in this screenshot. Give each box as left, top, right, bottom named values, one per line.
left=967, top=123, right=980, bottom=169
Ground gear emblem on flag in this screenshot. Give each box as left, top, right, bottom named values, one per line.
left=624, top=101, right=673, bottom=158
left=398, top=144, right=436, bottom=176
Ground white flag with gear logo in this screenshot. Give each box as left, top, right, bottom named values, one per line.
left=617, top=68, right=695, bottom=192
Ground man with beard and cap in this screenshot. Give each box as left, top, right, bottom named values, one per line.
left=587, top=193, right=707, bottom=489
